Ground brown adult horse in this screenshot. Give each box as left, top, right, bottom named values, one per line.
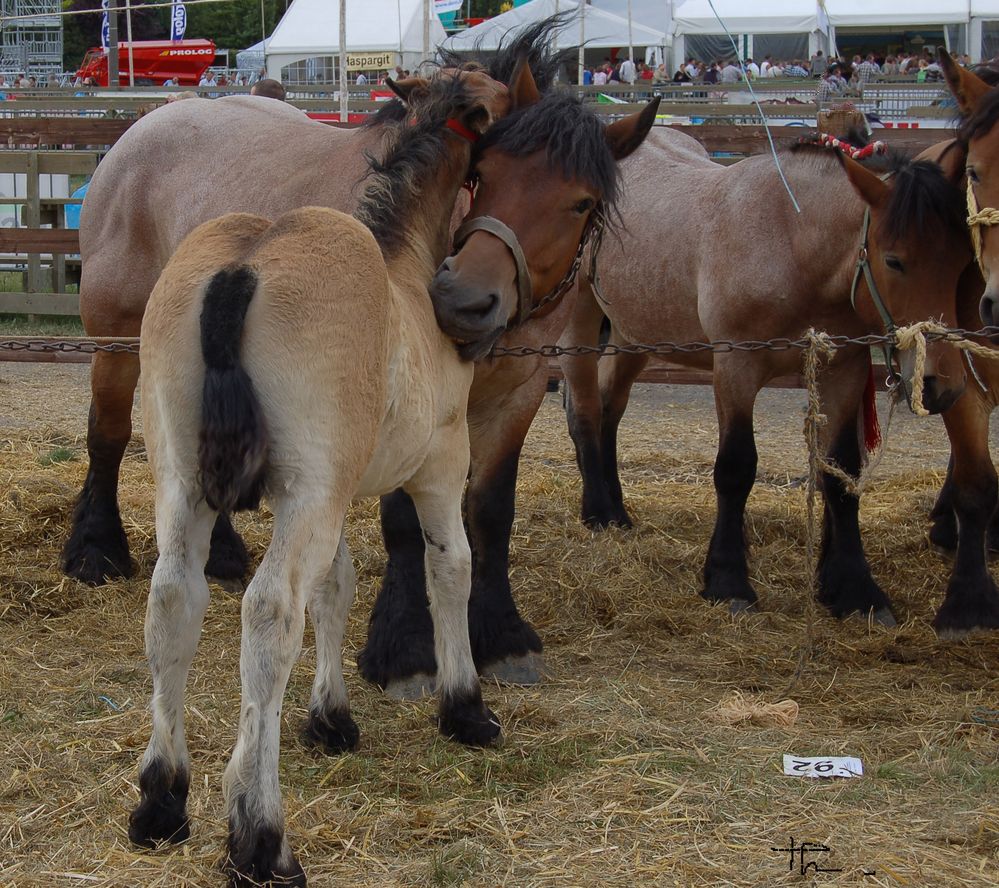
left=557, top=129, right=971, bottom=625
left=355, top=82, right=659, bottom=696
left=913, top=51, right=999, bottom=636
left=62, top=21, right=567, bottom=586
left=131, top=67, right=518, bottom=887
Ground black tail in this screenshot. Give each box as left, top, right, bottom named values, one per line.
left=198, top=266, right=268, bottom=513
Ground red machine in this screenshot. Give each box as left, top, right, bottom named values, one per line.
left=75, top=39, right=217, bottom=87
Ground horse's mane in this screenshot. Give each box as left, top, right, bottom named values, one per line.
left=354, top=74, right=476, bottom=255
left=475, top=91, right=619, bottom=209
left=366, top=12, right=575, bottom=128
left=788, top=135, right=965, bottom=247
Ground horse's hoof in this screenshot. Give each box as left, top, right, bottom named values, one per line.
left=728, top=598, right=758, bottom=617
left=928, top=541, right=956, bottom=561
left=301, top=706, right=359, bottom=755
left=63, top=543, right=133, bottom=586
left=438, top=692, right=502, bottom=747
left=873, top=607, right=897, bottom=628
left=384, top=673, right=435, bottom=701
left=480, top=652, right=546, bottom=686
left=214, top=577, right=246, bottom=595
left=226, top=820, right=306, bottom=888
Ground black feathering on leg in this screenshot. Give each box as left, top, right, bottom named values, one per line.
left=128, top=760, right=191, bottom=848
left=437, top=685, right=501, bottom=747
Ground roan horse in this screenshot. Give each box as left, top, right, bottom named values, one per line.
left=557, top=129, right=971, bottom=625
left=63, top=23, right=557, bottom=586
left=66, top=16, right=660, bottom=693
left=130, top=68, right=516, bottom=887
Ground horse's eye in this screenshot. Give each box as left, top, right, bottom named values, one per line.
left=885, top=255, right=905, bottom=272
left=573, top=198, right=595, bottom=214
left=968, top=167, right=980, bottom=183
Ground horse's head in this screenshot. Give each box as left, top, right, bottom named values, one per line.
left=430, top=87, right=660, bottom=360
left=839, top=150, right=971, bottom=413
left=938, top=49, right=999, bottom=326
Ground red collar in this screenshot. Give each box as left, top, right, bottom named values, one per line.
left=445, top=117, right=479, bottom=144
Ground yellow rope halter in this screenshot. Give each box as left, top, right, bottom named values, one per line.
left=966, top=176, right=999, bottom=273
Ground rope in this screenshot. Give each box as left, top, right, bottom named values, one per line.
left=809, top=132, right=888, bottom=161
left=966, top=177, right=999, bottom=274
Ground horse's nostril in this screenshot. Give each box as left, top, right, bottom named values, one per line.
left=982, top=295, right=998, bottom=327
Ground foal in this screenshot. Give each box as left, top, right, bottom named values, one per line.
left=130, top=70, right=516, bottom=886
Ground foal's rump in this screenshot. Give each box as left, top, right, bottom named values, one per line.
left=141, top=207, right=391, bottom=511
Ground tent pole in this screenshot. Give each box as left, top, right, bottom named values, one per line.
left=578, top=0, right=584, bottom=85
left=423, top=0, right=431, bottom=61
left=339, top=0, right=348, bottom=123
left=125, top=0, right=135, bottom=87
left=627, top=0, right=633, bottom=68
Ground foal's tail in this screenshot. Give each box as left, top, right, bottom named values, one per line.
left=198, top=266, right=269, bottom=513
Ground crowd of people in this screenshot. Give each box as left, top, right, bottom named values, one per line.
left=577, top=49, right=978, bottom=92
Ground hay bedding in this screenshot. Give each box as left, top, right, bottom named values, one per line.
left=1, top=366, right=998, bottom=887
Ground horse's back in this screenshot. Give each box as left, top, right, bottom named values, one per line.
left=79, top=96, right=370, bottom=331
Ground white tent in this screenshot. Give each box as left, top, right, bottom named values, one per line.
left=589, top=0, right=671, bottom=35
left=441, top=0, right=668, bottom=54
left=264, top=0, right=447, bottom=81
left=825, top=1, right=971, bottom=28
left=969, top=2, right=999, bottom=61
left=672, top=0, right=829, bottom=63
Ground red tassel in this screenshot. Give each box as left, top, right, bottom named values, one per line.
left=863, top=359, right=881, bottom=453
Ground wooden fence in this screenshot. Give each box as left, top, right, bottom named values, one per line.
left=0, top=112, right=954, bottom=324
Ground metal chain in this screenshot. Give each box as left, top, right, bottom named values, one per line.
left=2, top=326, right=998, bottom=358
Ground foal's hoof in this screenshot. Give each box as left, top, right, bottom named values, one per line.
left=226, top=825, right=306, bottom=888
left=128, top=764, right=191, bottom=848
left=439, top=691, right=502, bottom=747
left=384, top=672, right=435, bottom=701
left=301, top=706, right=360, bottom=755
left=128, top=795, right=190, bottom=848
left=480, top=652, right=546, bottom=686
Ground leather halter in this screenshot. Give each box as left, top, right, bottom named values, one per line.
left=451, top=204, right=604, bottom=329
left=850, top=206, right=906, bottom=398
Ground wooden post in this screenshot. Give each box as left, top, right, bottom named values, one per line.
left=25, top=152, right=40, bottom=323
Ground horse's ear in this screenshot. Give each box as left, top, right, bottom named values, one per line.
left=388, top=76, right=429, bottom=104
left=838, top=152, right=890, bottom=208
left=938, top=48, right=991, bottom=115
left=934, top=140, right=967, bottom=186
left=604, top=96, right=661, bottom=160
left=509, top=56, right=541, bottom=110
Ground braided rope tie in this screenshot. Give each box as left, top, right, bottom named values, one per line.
left=966, top=177, right=999, bottom=273
left=810, top=132, right=888, bottom=161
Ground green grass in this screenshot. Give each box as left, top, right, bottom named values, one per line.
left=39, top=446, right=77, bottom=466
left=0, top=314, right=85, bottom=336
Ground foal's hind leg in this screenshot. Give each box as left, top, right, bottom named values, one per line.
left=129, top=482, right=214, bottom=848
left=224, top=496, right=344, bottom=888
left=702, top=354, right=764, bottom=612
left=301, top=532, right=360, bottom=753
left=815, top=351, right=893, bottom=625
left=406, top=425, right=500, bottom=747
left=935, top=386, right=999, bottom=637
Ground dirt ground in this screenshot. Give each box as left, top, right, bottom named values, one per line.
left=1, top=361, right=998, bottom=887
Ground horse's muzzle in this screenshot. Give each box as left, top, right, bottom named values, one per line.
left=430, top=259, right=507, bottom=360
left=920, top=376, right=966, bottom=415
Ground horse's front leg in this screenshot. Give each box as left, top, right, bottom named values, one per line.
left=702, top=353, right=764, bottom=613
left=465, top=358, right=548, bottom=684
left=129, top=483, right=214, bottom=848
left=223, top=496, right=342, bottom=888
left=814, top=350, right=894, bottom=624
left=935, top=384, right=999, bottom=637
left=406, top=422, right=500, bottom=747
left=356, top=489, right=437, bottom=699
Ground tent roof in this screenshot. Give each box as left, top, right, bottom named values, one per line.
left=265, top=0, right=446, bottom=57
left=972, top=1, right=999, bottom=16
left=589, top=0, right=670, bottom=34
left=825, top=0, right=971, bottom=28
left=442, top=0, right=668, bottom=52
left=673, top=0, right=825, bottom=36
